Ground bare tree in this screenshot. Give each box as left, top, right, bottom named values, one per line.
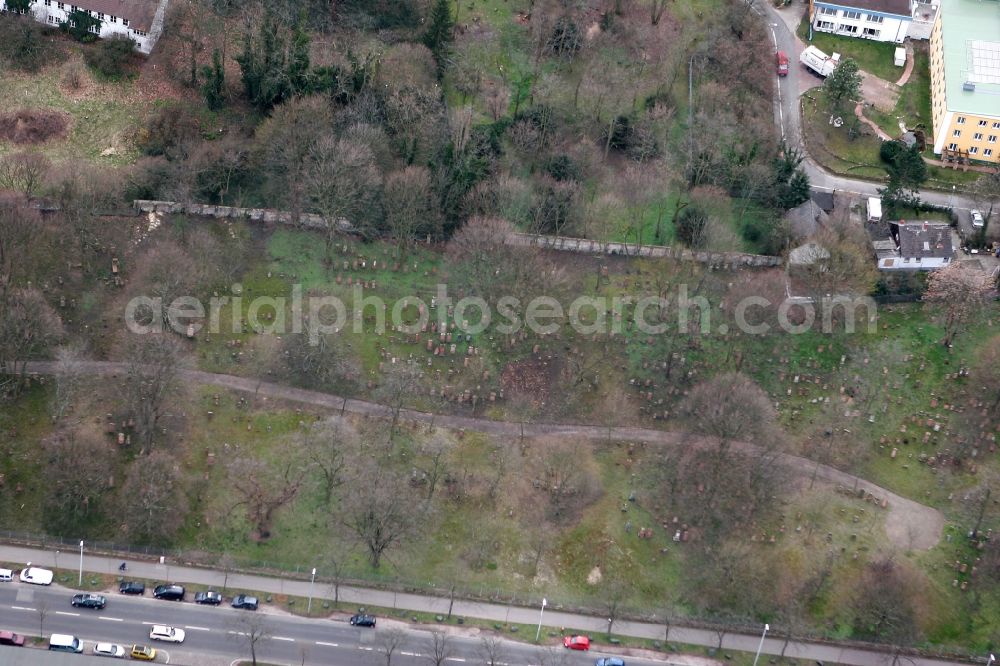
left=423, top=631, right=455, bottom=666
left=0, top=195, right=40, bottom=306
left=230, top=611, right=271, bottom=666
left=320, top=539, right=354, bottom=604
left=650, top=0, right=669, bottom=24
left=304, top=134, right=383, bottom=250
left=120, top=451, right=189, bottom=545
left=36, top=599, right=48, bottom=639
left=127, top=241, right=203, bottom=331
left=384, top=166, right=440, bottom=258
left=479, top=635, right=507, bottom=666
left=42, top=429, right=112, bottom=534
left=122, top=333, right=184, bottom=454
left=0, top=287, right=63, bottom=393
left=0, top=151, right=50, bottom=197
left=850, top=557, right=920, bottom=644
left=227, top=445, right=311, bottom=541
left=415, top=432, right=452, bottom=500
left=375, top=363, right=423, bottom=439
left=48, top=345, right=88, bottom=423
left=603, top=579, right=627, bottom=635
left=301, top=418, right=353, bottom=505
left=377, top=627, right=407, bottom=666
left=924, top=263, right=992, bottom=347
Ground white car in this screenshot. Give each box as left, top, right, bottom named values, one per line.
left=93, top=643, right=127, bottom=658
left=149, top=625, right=185, bottom=643
left=19, top=564, right=53, bottom=585
left=971, top=209, right=985, bottom=228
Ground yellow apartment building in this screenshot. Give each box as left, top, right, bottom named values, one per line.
left=929, top=0, right=1000, bottom=164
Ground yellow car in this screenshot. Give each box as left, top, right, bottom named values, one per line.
left=130, top=644, right=157, bottom=661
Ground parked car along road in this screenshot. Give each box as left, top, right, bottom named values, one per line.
left=152, top=584, right=185, bottom=601
left=149, top=625, right=185, bottom=643
left=71, top=593, right=107, bottom=609
left=19, top=564, right=53, bottom=585
left=194, top=590, right=223, bottom=605
left=563, top=635, right=591, bottom=651
left=119, top=580, right=145, bottom=595
left=349, top=614, right=376, bottom=627
left=596, top=659, right=625, bottom=666
left=130, top=645, right=157, bottom=661
left=971, top=209, right=985, bottom=228
left=0, top=630, right=26, bottom=647
left=231, top=594, right=259, bottom=610
left=93, top=642, right=127, bottom=658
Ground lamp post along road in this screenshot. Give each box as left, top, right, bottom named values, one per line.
left=986, top=654, right=995, bottom=666
left=752, top=623, right=769, bottom=666
left=308, top=567, right=317, bottom=614
left=535, top=598, right=547, bottom=642
left=78, top=541, right=84, bottom=587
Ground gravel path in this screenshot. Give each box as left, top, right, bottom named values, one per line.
left=21, top=361, right=944, bottom=550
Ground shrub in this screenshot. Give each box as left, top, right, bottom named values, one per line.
left=0, top=13, right=64, bottom=72
left=543, top=155, right=580, bottom=182
left=0, top=109, right=70, bottom=144
left=83, top=35, right=136, bottom=79
left=61, top=60, right=85, bottom=90
left=135, top=103, right=201, bottom=156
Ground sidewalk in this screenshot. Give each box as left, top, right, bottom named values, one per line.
left=0, top=544, right=975, bottom=666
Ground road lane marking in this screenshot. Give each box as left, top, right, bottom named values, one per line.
left=401, top=652, right=419, bottom=657
left=228, top=631, right=246, bottom=636
left=142, top=621, right=158, bottom=626
left=185, top=626, right=211, bottom=632
left=99, top=617, right=124, bottom=622
left=11, top=606, right=35, bottom=611
left=315, top=642, right=339, bottom=647
left=273, top=636, right=295, bottom=642
left=445, top=659, right=467, bottom=663
left=358, top=646, right=374, bottom=651
left=55, top=611, right=80, bottom=617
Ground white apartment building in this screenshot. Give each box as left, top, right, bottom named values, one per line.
left=1, top=0, right=169, bottom=54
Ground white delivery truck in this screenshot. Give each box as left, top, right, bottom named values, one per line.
left=867, top=197, right=882, bottom=223
left=800, top=45, right=841, bottom=77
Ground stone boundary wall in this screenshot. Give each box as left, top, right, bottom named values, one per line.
left=133, top=200, right=782, bottom=268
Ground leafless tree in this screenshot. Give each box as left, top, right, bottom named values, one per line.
left=530, top=438, right=603, bottom=522
left=0, top=288, right=63, bottom=393
left=227, top=444, right=311, bottom=541
left=36, top=599, right=48, bottom=638
left=0, top=151, right=50, bottom=197
left=377, top=627, right=407, bottom=666
left=42, top=429, right=112, bottom=533
left=415, top=432, right=452, bottom=500
left=282, top=319, right=360, bottom=393
left=0, top=195, right=40, bottom=306
left=850, top=557, right=920, bottom=644
left=375, top=363, right=423, bottom=439
left=603, top=578, right=627, bottom=635
left=304, top=134, right=383, bottom=248
left=127, top=241, right=203, bottom=331
left=423, top=630, right=455, bottom=666
left=301, top=418, right=353, bottom=505
left=384, top=166, right=440, bottom=258
left=650, top=0, right=669, bottom=24
left=924, top=263, right=993, bottom=347
left=120, top=451, right=189, bottom=545
left=479, top=635, right=507, bottom=666
left=320, top=539, right=354, bottom=604
left=48, top=346, right=88, bottom=423
left=122, top=333, right=184, bottom=454
left=230, top=611, right=271, bottom=666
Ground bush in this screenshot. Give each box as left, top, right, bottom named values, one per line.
left=543, top=155, right=580, bottom=182
left=0, top=109, right=70, bottom=144
left=0, top=13, right=63, bottom=72
left=83, top=35, right=136, bottom=79
left=136, top=103, right=201, bottom=156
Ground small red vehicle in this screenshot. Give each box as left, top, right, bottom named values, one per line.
left=563, top=635, right=591, bottom=651
left=776, top=50, right=789, bottom=76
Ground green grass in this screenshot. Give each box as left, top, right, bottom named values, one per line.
left=797, top=16, right=903, bottom=82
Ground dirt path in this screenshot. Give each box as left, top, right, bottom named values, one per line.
left=20, top=361, right=945, bottom=550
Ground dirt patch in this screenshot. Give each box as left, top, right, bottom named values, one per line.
left=859, top=72, right=900, bottom=112
left=0, top=108, right=70, bottom=144
left=500, top=357, right=559, bottom=409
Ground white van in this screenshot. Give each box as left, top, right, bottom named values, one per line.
left=48, top=634, right=83, bottom=653
left=0, top=568, right=13, bottom=582
left=20, top=564, right=54, bottom=585
left=867, top=197, right=882, bottom=223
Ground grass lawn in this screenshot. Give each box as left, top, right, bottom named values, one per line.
left=865, top=48, right=931, bottom=135
left=801, top=89, right=889, bottom=181
left=797, top=16, right=902, bottom=82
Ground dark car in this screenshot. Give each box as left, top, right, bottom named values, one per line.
left=349, top=614, right=376, bottom=627
left=71, top=593, right=107, bottom=609
left=596, top=659, right=625, bottom=666
left=152, top=584, right=185, bottom=601
left=231, top=594, right=259, bottom=610
left=119, top=581, right=145, bottom=595
left=194, top=590, right=222, bottom=605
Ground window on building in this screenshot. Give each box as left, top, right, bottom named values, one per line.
left=948, top=143, right=958, bottom=150
left=969, top=147, right=979, bottom=154
left=88, top=22, right=97, bottom=32
left=993, top=122, right=1000, bottom=129
left=989, top=135, right=997, bottom=143
left=957, top=116, right=966, bottom=124
left=953, top=129, right=961, bottom=137
left=973, top=132, right=983, bottom=141
left=57, top=1, right=63, bottom=7
left=820, top=6, right=837, bottom=14
left=109, top=15, right=116, bottom=22
left=817, top=20, right=835, bottom=28
left=47, top=14, right=57, bottom=23
left=44, top=0, right=51, bottom=6
left=979, top=120, right=988, bottom=126
left=867, top=14, right=884, bottom=22
left=97, top=12, right=103, bottom=20
left=123, top=17, right=128, bottom=25
left=841, top=24, right=858, bottom=33
left=863, top=27, right=880, bottom=36
left=985, top=149, right=993, bottom=157
left=843, top=10, right=861, bottom=18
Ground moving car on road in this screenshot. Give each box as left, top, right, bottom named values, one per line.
left=19, top=564, right=53, bottom=585
left=93, top=643, right=127, bottom=658
left=71, top=593, right=107, bottom=609
left=119, top=580, right=145, bottom=595
left=0, top=630, right=25, bottom=647
left=149, top=625, right=186, bottom=643
left=232, top=594, right=259, bottom=610
left=153, top=584, right=185, bottom=601
left=350, top=614, right=376, bottom=627
left=775, top=51, right=789, bottom=76
left=596, top=659, right=625, bottom=666
left=130, top=645, right=157, bottom=661
left=563, top=635, right=591, bottom=651
left=194, top=590, right=223, bottom=605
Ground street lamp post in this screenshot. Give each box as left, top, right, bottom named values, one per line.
left=78, top=541, right=84, bottom=587
left=986, top=654, right=995, bottom=666
left=752, top=623, right=770, bottom=666
left=307, top=567, right=317, bottom=614
left=535, top=598, right=547, bottom=642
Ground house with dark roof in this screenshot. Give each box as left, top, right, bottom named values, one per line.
left=2, top=0, right=169, bottom=54
left=811, top=0, right=919, bottom=43
left=877, top=221, right=954, bottom=270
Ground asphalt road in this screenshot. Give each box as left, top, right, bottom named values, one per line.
left=0, top=581, right=661, bottom=666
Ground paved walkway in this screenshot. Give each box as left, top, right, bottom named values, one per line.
left=0, top=544, right=976, bottom=666
left=894, top=42, right=914, bottom=87
left=854, top=103, right=893, bottom=141
left=20, top=361, right=944, bottom=550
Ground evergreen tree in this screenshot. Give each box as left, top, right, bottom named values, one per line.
left=288, top=14, right=311, bottom=95
left=422, top=0, right=455, bottom=76
left=201, top=48, right=226, bottom=110
left=824, top=58, right=862, bottom=111
left=6, top=0, right=31, bottom=13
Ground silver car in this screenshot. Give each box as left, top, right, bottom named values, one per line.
left=971, top=209, right=984, bottom=228
left=93, top=643, right=126, bottom=658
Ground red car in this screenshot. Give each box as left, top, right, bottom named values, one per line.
left=0, top=630, right=25, bottom=647
left=563, top=635, right=590, bottom=651
left=776, top=50, right=789, bottom=76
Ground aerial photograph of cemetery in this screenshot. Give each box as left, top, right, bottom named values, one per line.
left=0, top=0, right=998, bottom=665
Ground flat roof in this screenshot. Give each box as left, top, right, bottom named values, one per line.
left=939, top=0, right=1000, bottom=117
